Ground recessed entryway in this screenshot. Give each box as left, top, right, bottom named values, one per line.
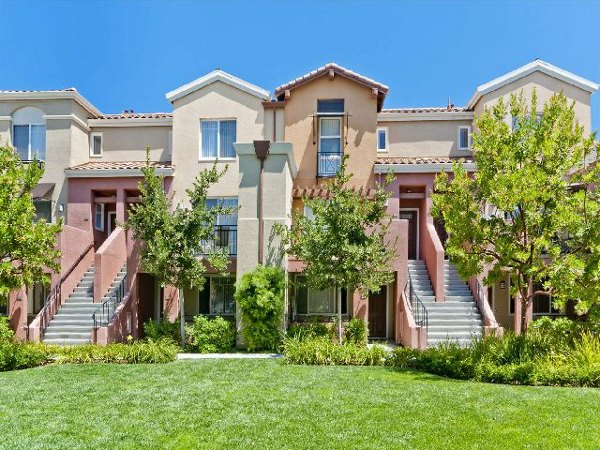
left=399, top=209, right=419, bottom=260
left=368, top=285, right=387, bottom=338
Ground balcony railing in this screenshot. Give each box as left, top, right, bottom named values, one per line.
left=317, top=152, right=342, bottom=177
left=200, top=225, right=237, bottom=256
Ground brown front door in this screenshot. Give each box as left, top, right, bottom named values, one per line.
left=368, top=286, right=387, bottom=338
left=399, top=210, right=418, bottom=260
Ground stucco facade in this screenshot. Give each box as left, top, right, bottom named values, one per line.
left=2, top=59, right=597, bottom=346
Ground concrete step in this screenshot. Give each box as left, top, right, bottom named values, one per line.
left=44, top=330, right=91, bottom=339
left=43, top=338, right=91, bottom=345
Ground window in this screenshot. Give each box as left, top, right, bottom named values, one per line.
left=303, top=205, right=314, bottom=221
left=12, top=107, right=46, bottom=161
left=90, top=133, right=103, bottom=157
left=200, top=119, right=236, bottom=159
left=94, top=203, right=105, bottom=231
left=34, top=200, right=52, bottom=223
left=377, top=127, right=389, bottom=152
left=458, top=126, right=471, bottom=150
left=318, top=117, right=342, bottom=176
left=533, top=281, right=560, bottom=315
left=294, top=275, right=347, bottom=315
left=198, top=276, right=235, bottom=316
left=317, top=99, right=344, bottom=115
left=203, top=198, right=238, bottom=255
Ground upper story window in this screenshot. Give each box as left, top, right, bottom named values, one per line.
left=200, top=119, right=236, bottom=159
left=94, top=203, right=105, bottom=231
left=318, top=117, right=342, bottom=176
left=458, top=126, right=471, bottom=150
left=12, top=107, right=46, bottom=161
left=34, top=200, right=52, bottom=223
left=377, top=127, right=389, bottom=152
left=203, top=197, right=238, bottom=255
left=90, top=132, right=103, bottom=157
left=317, top=99, right=344, bottom=115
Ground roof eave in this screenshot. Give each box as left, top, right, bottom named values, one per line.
left=374, top=163, right=477, bottom=174
left=0, top=90, right=102, bottom=117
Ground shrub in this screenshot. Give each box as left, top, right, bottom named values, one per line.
left=51, top=340, right=178, bottom=364
left=344, top=317, right=368, bottom=346
left=143, top=318, right=181, bottom=343
left=0, top=317, right=13, bottom=344
left=0, top=342, right=49, bottom=372
left=235, top=265, right=285, bottom=352
left=385, top=325, right=600, bottom=387
left=283, top=336, right=388, bottom=366
left=186, top=315, right=235, bottom=353
left=287, top=320, right=334, bottom=341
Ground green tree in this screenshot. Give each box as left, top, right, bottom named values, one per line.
left=126, top=153, right=235, bottom=347
left=0, top=147, right=62, bottom=297
left=431, top=92, right=599, bottom=333
left=277, top=156, right=396, bottom=343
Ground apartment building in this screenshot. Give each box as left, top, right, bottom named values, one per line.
left=0, top=59, right=597, bottom=347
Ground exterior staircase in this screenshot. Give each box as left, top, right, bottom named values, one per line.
left=408, top=260, right=483, bottom=347
left=43, top=265, right=127, bottom=345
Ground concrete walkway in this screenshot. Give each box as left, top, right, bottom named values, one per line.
left=177, top=353, right=283, bottom=360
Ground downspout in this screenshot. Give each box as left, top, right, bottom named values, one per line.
left=253, top=140, right=270, bottom=265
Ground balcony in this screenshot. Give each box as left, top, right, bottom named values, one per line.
left=317, top=152, right=342, bottom=177
left=200, top=225, right=237, bottom=256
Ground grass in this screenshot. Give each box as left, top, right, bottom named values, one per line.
left=0, top=360, right=599, bottom=449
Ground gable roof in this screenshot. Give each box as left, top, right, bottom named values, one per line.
left=165, top=69, right=270, bottom=103
left=0, top=88, right=101, bottom=117
left=274, top=63, right=389, bottom=111
left=466, top=59, right=599, bottom=109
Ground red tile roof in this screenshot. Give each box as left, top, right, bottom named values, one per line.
left=96, top=113, right=172, bottom=119
left=375, top=156, right=474, bottom=165
left=275, top=63, right=389, bottom=96
left=381, top=107, right=467, bottom=114
left=68, top=161, right=173, bottom=171
left=293, top=185, right=378, bottom=199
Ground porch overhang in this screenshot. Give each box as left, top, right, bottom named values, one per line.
left=374, top=162, right=477, bottom=174
left=65, top=161, right=174, bottom=178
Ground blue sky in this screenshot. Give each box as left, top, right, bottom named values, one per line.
left=1, top=0, right=599, bottom=129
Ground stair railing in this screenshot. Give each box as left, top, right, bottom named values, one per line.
left=92, top=273, right=128, bottom=328
left=405, top=270, right=428, bottom=328
left=38, top=241, right=95, bottom=338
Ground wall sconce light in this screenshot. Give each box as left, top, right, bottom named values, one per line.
left=58, top=203, right=64, bottom=212
left=499, top=281, right=506, bottom=289
left=406, top=189, right=413, bottom=193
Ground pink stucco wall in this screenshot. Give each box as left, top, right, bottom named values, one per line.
left=94, top=227, right=127, bottom=302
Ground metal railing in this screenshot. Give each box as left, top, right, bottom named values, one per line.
left=92, top=273, right=128, bottom=328
left=317, top=152, right=342, bottom=177
left=405, top=270, right=429, bottom=328
left=38, top=241, right=95, bottom=338
left=200, top=226, right=237, bottom=256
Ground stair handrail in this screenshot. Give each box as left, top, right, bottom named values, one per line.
left=38, top=241, right=95, bottom=337
left=92, top=273, right=128, bottom=328
left=406, top=269, right=429, bottom=328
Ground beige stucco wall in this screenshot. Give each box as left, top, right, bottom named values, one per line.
left=491, top=273, right=512, bottom=330
left=89, top=126, right=171, bottom=162
left=381, top=119, right=474, bottom=157
left=473, top=71, right=593, bottom=133
left=0, top=98, right=95, bottom=223
left=283, top=75, right=378, bottom=188
left=171, top=81, right=266, bottom=204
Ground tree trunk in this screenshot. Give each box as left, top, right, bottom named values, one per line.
left=336, top=284, right=342, bottom=345
left=520, top=279, right=533, bottom=334
left=179, top=288, right=186, bottom=350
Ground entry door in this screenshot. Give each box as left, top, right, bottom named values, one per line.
left=368, top=285, right=387, bottom=338
left=107, top=212, right=117, bottom=235
left=399, top=210, right=418, bottom=260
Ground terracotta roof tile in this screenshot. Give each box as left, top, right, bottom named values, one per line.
left=375, top=156, right=474, bottom=165
left=97, top=112, right=172, bottom=119
left=381, top=107, right=467, bottom=114
left=275, top=62, right=389, bottom=96
left=68, top=161, right=173, bottom=171
left=293, top=185, right=378, bottom=199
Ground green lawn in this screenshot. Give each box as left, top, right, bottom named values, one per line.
left=0, top=360, right=598, bottom=449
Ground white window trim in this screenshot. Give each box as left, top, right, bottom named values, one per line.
left=90, top=132, right=103, bottom=157
left=13, top=123, right=46, bottom=161
left=318, top=117, right=342, bottom=153
left=94, top=203, right=105, bottom=231
left=199, top=119, right=237, bottom=161
left=377, top=127, right=389, bottom=152
left=457, top=126, right=472, bottom=150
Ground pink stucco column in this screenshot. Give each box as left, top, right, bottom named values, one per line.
left=116, top=189, right=126, bottom=223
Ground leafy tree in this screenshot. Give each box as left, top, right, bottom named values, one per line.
left=0, top=147, right=61, bottom=297
left=126, top=152, right=235, bottom=347
left=431, top=92, right=599, bottom=333
left=277, top=156, right=396, bottom=343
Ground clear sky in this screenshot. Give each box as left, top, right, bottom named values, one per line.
left=1, top=0, right=599, bottom=129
